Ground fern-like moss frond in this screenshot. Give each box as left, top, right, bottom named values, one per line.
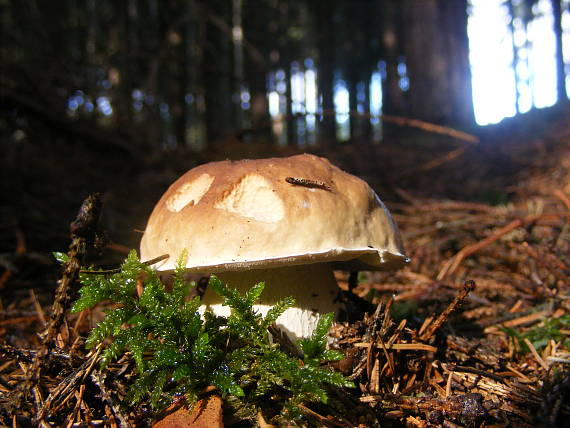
left=70, top=251, right=353, bottom=423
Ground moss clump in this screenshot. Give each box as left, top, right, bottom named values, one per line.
left=65, top=251, right=353, bottom=423
left=503, top=314, right=570, bottom=353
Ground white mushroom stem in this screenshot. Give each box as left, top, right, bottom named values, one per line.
left=199, top=263, right=341, bottom=341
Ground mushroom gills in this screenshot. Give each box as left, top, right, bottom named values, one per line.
left=199, top=263, right=341, bottom=341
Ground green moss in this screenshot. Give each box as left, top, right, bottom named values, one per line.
left=502, top=315, right=570, bottom=353
left=69, top=250, right=353, bottom=422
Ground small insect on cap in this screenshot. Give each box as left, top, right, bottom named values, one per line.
left=140, top=153, right=408, bottom=273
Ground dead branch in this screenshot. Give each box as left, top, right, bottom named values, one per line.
left=1, top=90, right=139, bottom=158
left=437, top=215, right=542, bottom=279
left=19, top=194, right=104, bottom=419
left=419, top=280, right=476, bottom=342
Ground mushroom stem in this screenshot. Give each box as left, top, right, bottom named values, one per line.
left=200, top=263, right=341, bottom=341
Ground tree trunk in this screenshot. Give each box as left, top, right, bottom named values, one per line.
left=381, top=0, right=407, bottom=118
left=232, top=0, right=244, bottom=131
left=551, top=0, right=566, bottom=102
left=313, top=0, right=336, bottom=147
left=285, top=63, right=296, bottom=147
left=362, top=74, right=373, bottom=141
left=203, top=0, right=234, bottom=144
left=243, top=0, right=272, bottom=143
left=348, top=69, right=359, bottom=140
left=115, top=0, right=135, bottom=128
left=173, top=2, right=190, bottom=148
left=402, top=0, right=474, bottom=127
left=193, top=1, right=208, bottom=151
left=361, top=0, right=378, bottom=142
left=506, top=0, right=521, bottom=113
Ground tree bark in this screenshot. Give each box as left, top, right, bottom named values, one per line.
left=506, top=0, right=521, bottom=113
left=203, top=0, right=234, bottom=144
left=243, top=0, right=271, bottom=143
left=232, top=0, right=244, bottom=131
left=313, top=0, right=336, bottom=146
left=168, top=1, right=191, bottom=148
left=285, top=62, right=296, bottom=147
left=112, top=0, right=135, bottom=128
left=381, top=0, right=407, bottom=119
left=401, top=0, right=474, bottom=127
left=551, top=0, right=566, bottom=102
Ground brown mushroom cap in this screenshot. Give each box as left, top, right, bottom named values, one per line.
left=140, top=153, right=408, bottom=272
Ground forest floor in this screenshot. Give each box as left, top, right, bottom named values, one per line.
left=1, top=104, right=569, bottom=427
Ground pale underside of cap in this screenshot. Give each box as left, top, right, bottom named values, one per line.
left=140, top=153, right=408, bottom=272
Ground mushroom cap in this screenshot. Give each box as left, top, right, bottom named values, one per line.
left=140, top=153, right=408, bottom=272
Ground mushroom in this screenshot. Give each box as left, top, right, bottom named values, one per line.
left=140, top=154, right=408, bottom=340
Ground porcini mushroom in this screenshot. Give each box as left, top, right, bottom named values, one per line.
left=140, top=154, right=408, bottom=340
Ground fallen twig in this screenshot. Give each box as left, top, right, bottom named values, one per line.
left=37, top=346, right=101, bottom=421
left=353, top=342, right=438, bottom=352
left=22, top=194, right=104, bottom=420
left=437, top=215, right=542, bottom=279
left=90, top=369, right=133, bottom=428
left=419, top=281, right=476, bottom=342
